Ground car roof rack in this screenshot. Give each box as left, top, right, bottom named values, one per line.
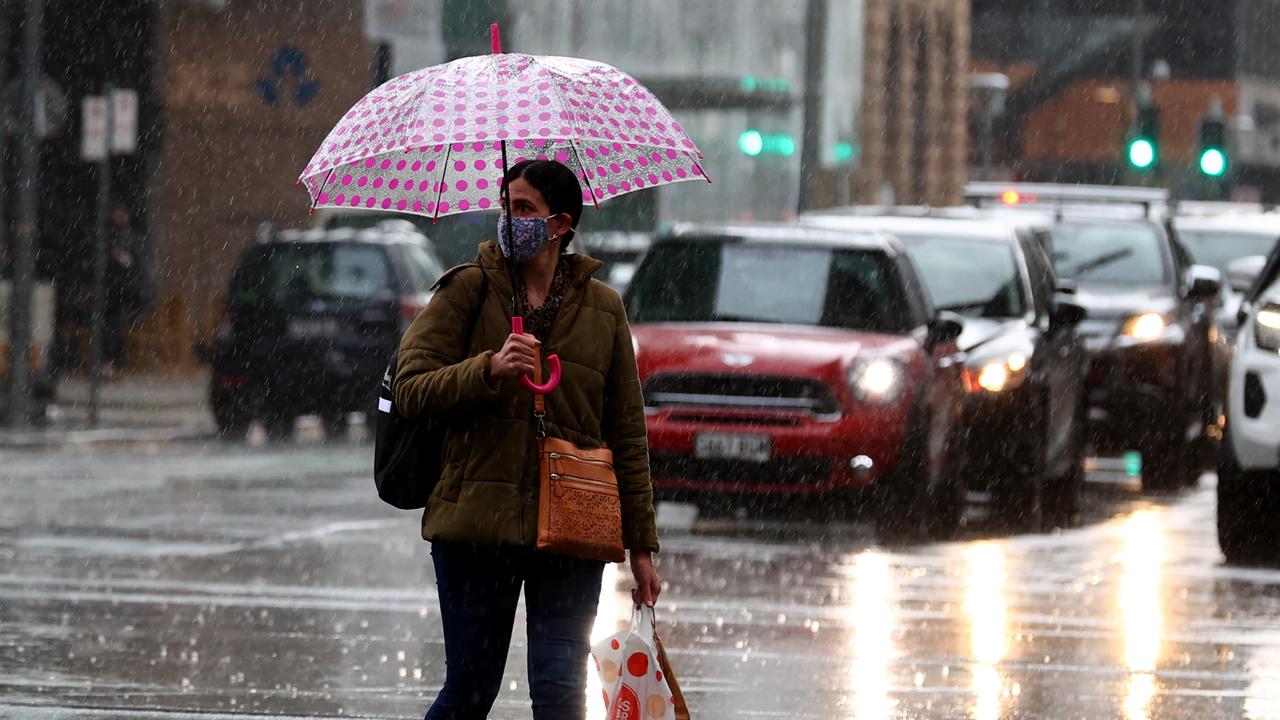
left=964, top=182, right=1169, bottom=220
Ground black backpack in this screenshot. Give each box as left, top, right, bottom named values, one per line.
left=374, top=265, right=488, bottom=510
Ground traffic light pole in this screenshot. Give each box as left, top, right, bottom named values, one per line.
left=798, top=0, right=826, bottom=213
left=89, top=85, right=114, bottom=426
left=8, top=0, right=42, bottom=428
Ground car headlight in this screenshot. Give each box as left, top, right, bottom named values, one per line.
left=1256, top=304, right=1280, bottom=352
left=1122, top=313, right=1167, bottom=341
left=849, top=358, right=906, bottom=404
left=964, top=353, right=1028, bottom=393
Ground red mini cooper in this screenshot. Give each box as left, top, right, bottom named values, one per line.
left=624, top=223, right=969, bottom=538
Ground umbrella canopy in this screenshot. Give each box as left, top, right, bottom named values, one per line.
left=299, top=53, right=709, bottom=218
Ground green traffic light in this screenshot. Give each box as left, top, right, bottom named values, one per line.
left=1127, top=138, right=1156, bottom=169
left=740, top=76, right=758, bottom=93
left=738, top=129, right=764, bottom=156
left=1199, top=147, right=1227, bottom=177
left=773, top=135, right=796, bottom=157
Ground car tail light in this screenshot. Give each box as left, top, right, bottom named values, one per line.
left=400, top=296, right=427, bottom=329
left=216, top=374, right=247, bottom=390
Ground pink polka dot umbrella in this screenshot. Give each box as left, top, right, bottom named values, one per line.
left=297, top=29, right=710, bottom=221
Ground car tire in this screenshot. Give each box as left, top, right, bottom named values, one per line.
left=876, top=410, right=963, bottom=543
left=211, top=391, right=252, bottom=440
left=1218, top=427, right=1275, bottom=566
left=1142, top=429, right=1196, bottom=493
left=1044, top=401, right=1087, bottom=529
left=990, top=413, right=1046, bottom=533
left=264, top=413, right=295, bottom=441
left=214, top=410, right=251, bottom=440
left=321, top=410, right=350, bottom=438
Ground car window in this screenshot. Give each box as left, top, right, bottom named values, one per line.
left=1050, top=222, right=1169, bottom=285
left=235, top=243, right=393, bottom=305
left=627, top=240, right=911, bottom=333
left=1176, top=230, right=1280, bottom=277
left=899, top=234, right=1026, bottom=318
left=400, top=243, right=446, bottom=292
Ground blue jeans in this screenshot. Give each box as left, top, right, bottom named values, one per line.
left=425, top=542, right=605, bottom=720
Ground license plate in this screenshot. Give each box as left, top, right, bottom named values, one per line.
left=695, top=433, right=772, bottom=463
left=288, top=317, right=341, bottom=338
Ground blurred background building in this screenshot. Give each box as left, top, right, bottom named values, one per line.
left=0, top=0, right=965, bottom=376
left=972, top=0, right=1280, bottom=202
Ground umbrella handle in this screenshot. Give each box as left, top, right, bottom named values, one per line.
left=512, top=317, right=561, bottom=394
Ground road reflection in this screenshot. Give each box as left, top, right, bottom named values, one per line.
left=850, top=550, right=897, bottom=720
left=1119, top=509, right=1165, bottom=720
left=966, top=542, right=1012, bottom=720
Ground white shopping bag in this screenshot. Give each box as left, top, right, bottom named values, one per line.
left=591, top=605, right=679, bottom=720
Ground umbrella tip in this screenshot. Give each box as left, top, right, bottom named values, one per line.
left=490, top=23, right=502, bottom=54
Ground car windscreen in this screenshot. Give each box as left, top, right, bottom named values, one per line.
left=400, top=243, right=447, bottom=292
left=1176, top=230, right=1279, bottom=277
left=1050, top=222, right=1168, bottom=285
left=626, top=240, right=911, bottom=333
left=232, top=243, right=393, bottom=305
left=899, top=234, right=1025, bottom=317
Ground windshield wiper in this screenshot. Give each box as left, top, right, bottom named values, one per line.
left=939, top=300, right=988, bottom=314
left=1066, top=248, right=1134, bottom=276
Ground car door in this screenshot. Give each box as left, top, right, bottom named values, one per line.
left=1168, top=230, right=1215, bottom=416
left=1021, top=233, right=1082, bottom=469
left=896, top=251, right=966, bottom=481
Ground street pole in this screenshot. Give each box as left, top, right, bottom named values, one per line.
left=798, top=0, right=826, bottom=214
left=8, top=0, right=41, bottom=428
left=89, top=85, right=113, bottom=426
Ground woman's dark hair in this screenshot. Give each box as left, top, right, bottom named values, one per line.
left=502, top=159, right=584, bottom=250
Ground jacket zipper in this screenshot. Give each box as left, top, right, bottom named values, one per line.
left=550, top=472, right=618, bottom=495
left=547, top=451, right=613, bottom=468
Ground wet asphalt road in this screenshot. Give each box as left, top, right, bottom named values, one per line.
left=1, top=435, right=1278, bottom=720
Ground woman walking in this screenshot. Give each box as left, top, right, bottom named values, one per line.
left=395, top=159, right=661, bottom=720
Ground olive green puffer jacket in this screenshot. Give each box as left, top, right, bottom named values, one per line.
left=394, top=240, right=659, bottom=553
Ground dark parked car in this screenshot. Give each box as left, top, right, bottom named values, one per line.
left=805, top=213, right=1089, bottom=528
left=625, top=223, right=970, bottom=540
left=968, top=183, right=1223, bottom=491
left=210, top=223, right=445, bottom=438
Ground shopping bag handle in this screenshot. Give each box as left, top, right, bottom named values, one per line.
left=630, top=603, right=658, bottom=645
left=512, top=317, right=561, bottom=394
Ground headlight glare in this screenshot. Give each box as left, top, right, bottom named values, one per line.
left=977, top=362, right=1011, bottom=392
left=964, top=354, right=1028, bottom=393
left=849, top=358, right=905, bottom=403
left=1123, top=313, right=1167, bottom=341
left=1256, top=305, right=1280, bottom=351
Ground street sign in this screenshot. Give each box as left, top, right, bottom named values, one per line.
left=111, top=89, right=138, bottom=154
left=3, top=75, right=67, bottom=139
left=81, top=96, right=108, bottom=161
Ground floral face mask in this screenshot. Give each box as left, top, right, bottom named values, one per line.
left=497, top=213, right=556, bottom=264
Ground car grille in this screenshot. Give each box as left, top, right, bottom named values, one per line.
left=650, top=452, right=834, bottom=486
left=643, top=373, right=840, bottom=416
left=1077, top=318, right=1119, bottom=341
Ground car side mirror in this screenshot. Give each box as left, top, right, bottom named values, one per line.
left=1227, top=255, right=1268, bottom=293
left=1050, top=297, right=1087, bottom=328
left=1186, top=264, right=1223, bottom=299
left=1054, top=278, right=1079, bottom=296
left=925, top=312, right=964, bottom=351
